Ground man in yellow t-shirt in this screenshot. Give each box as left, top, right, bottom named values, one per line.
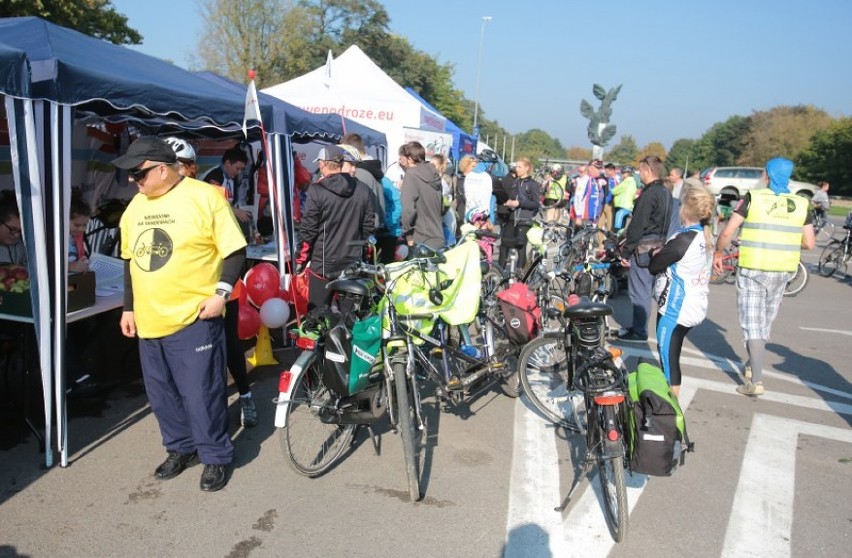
left=115, top=137, right=247, bottom=492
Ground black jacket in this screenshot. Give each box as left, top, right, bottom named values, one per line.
left=514, top=176, right=542, bottom=224
left=623, top=179, right=672, bottom=259
left=298, top=172, right=375, bottom=277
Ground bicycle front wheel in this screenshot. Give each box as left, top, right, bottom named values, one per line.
left=280, top=358, right=355, bottom=477
left=783, top=261, right=808, bottom=296
left=818, top=241, right=842, bottom=277
left=393, top=362, right=422, bottom=501
left=518, top=336, right=579, bottom=431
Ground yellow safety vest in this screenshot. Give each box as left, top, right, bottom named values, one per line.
left=739, top=189, right=807, bottom=272
left=545, top=175, right=567, bottom=200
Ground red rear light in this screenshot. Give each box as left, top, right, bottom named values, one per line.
left=594, top=393, right=625, bottom=406
left=278, top=370, right=293, bottom=393
left=295, top=337, right=317, bottom=350
left=607, top=429, right=620, bottom=442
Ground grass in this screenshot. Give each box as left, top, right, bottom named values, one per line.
left=829, top=202, right=851, bottom=216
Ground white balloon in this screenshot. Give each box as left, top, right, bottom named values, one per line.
left=394, top=244, right=409, bottom=261
left=259, top=298, right=290, bottom=328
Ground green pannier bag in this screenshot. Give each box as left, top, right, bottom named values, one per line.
left=349, top=315, right=382, bottom=394
left=627, top=359, right=694, bottom=476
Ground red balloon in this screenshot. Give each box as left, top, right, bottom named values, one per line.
left=237, top=303, right=261, bottom=340
left=232, top=279, right=248, bottom=305
left=244, top=263, right=280, bottom=307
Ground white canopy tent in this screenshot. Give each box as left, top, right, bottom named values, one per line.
left=263, top=45, right=450, bottom=168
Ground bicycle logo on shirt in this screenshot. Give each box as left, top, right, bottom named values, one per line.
left=132, top=228, right=174, bottom=272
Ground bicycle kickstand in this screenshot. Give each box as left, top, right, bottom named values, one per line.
left=555, top=454, right=594, bottom=512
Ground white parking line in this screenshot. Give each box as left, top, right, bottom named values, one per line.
left=722, top=414, right=852, bottom=558
left=799, top=327, right=852, bottom=337
left=505, top=397, right=566, bottom=556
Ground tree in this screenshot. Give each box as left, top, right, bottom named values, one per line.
left=666, top=138, right=699, bottom=173
left=691, top=115, right=751, bottom=169
left=737, top=105, right=833, bottom=166
left=637, top=142, right=667, bottom=166
left=512, top=129, right=565, bottom=163
left=566, top=146, right=592, bottom=160
left=0, top=0, right=142, bottom=44
left=606, top=135, right=639, bottom=166
left=796, top=117, right=852, bottom=196
left=195, top=0, right=294, bottom=87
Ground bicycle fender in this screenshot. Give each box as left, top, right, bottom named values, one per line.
left=273, top=349, right=319, bottom=428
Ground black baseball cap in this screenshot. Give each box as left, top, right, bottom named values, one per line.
left=112, top=137, right=178, bottom=169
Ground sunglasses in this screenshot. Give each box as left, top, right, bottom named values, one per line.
left=641, top=156, right=662, bottom=165
left=129, top=164, right=163, bottom=181
left=1, top=222, right=22, bottom=236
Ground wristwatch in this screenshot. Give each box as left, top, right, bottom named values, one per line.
left=215, top=288, right=231, bottom=301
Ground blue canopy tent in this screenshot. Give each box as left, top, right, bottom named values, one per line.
left=0, top=16, right=300, bottom=467
left=404, top=87, right=477, bottom=162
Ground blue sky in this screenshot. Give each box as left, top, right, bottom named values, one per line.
left=111, top=0, right=852, bottom=151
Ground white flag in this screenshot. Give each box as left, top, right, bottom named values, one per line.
left=322, top=49, right=333, bottom=88
left=243, top=77, right=262, bottom=138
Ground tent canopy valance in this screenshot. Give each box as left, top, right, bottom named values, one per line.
left=0, top=17, right=274, bottom=133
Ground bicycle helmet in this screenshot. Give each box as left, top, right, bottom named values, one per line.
left=477, top=149, right=499, bottom=163
left=465, top=207, right=490, bottom=224
left=164, top=137, right=196, bottom=162
left=550, top=163, right=563, bottom=173
left=621, top=165, right=635, bottom=175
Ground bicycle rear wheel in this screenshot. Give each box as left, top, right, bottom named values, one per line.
left=518, top=336, right=579, bottom=431
left=393, top=361, right=422, bottom=501
left=595, top=404, right=628, bottom=543
left=817, top=220, right=836, bottom=243
left=280, top=358, right=355, bottom=477
left=818, top=241, right=842, bottom=277
left=783, top=261, right=808, bottom=296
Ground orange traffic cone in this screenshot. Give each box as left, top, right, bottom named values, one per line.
left=248, top=325, right=278, bottom=366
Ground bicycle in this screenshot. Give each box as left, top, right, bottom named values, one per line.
left=818, top=216, right=852, bottom=279
left=711, top=239, right=808, bottom=296
left=812, top=208, right=835, bottom=243
left=518, top=297, right=630, bottom=542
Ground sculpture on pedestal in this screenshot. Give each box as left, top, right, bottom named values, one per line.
left=580, top=84, right=622, bottom=160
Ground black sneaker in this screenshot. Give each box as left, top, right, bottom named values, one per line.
left=616, top=329, right=648, bottom=343
left=200, top=464, right=228, bottom=492
left=154, top=451, right=198, bottom=480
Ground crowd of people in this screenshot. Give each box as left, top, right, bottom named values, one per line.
left=1, top=130, right=821, bottom=494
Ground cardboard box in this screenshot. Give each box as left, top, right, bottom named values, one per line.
left=68, top=271, right=96, bottom=312
left=0, top=271, right=97, bottom=318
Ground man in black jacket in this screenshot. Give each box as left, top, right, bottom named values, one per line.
left=296, top=145, right=375, bottom=311
left=617, top=155, right=672, bottom=342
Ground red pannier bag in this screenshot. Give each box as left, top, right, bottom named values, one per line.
left=496, top=282, right=541, bottom=344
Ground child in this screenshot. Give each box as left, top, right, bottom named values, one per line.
left=69, top=192, right=92, bottom=273
left=464, top=208, right=496, bottom=263
left=648, top=185, right=716, bottom=397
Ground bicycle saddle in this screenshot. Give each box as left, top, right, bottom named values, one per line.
left=563, top=297, right=612, bottom=319
left=329, top=278, right=372, bottom=297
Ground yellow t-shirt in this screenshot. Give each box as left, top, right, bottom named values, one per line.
left=119, top=177, right=247, bottom=338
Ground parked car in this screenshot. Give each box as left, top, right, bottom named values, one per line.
left=699, top=166, right=817, bottom=199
